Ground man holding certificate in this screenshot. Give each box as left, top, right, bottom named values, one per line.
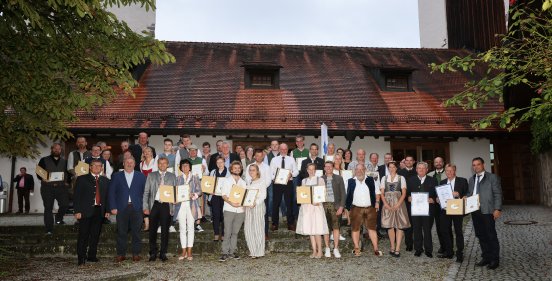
left=437, top=163, right=468, bottom=262
left=37, top=143, right=69, bottom=234
left=406, top=162, right=437, bottom=258
left=469, top=157, right=502, bottom=270
left=269, top=143, right=299, bottom=232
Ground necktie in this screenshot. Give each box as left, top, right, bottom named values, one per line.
left=161, top=173, right=165, bottom=185
left=281, top=156, right=285, bottom=169
left=95, top=176, right=101, bottom=205
left=436, top=171, right=442, bottom=182
left=473, top=174, right=480, bottom=195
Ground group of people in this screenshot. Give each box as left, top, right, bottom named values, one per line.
left=33, top=133, right=502, bottom=270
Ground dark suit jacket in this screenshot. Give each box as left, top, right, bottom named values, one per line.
left=398, top=168, right=416, bottom=180
left=109, top=170, right=146, bottom=213
left=208, top=152, right=220, bottom=172
left=468, top=171, right=502, bottom=214
left=321, top=174, right=346, bottom=209
left=74, top=174, right=110, bottom=218
left=13, top=174, right=34, bottom=191
left=378, top=165, right=386, bottom=179
left=439, top=177, right=469, bottom=198
left=300, top=157, right=325, bottom=179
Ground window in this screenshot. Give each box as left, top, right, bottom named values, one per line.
left=251, top=73, right=274, bottom=86
left=242, top=61, right=281, bottom=89
left=364, top=65, right=415, bottom=92
left=385, top=75, right=409, bottom=91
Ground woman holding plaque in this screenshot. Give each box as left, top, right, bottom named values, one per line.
left=380, top=161, right=410, bottom=257
left=244, top=164, right=267, bottom=258
left=209, top=156, right=228, bottom=242
left=296, top=163, right=329, bottom=258
left=175, top=159, right=202, bottom=261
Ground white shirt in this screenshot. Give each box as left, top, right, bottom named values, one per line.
left=245, top=162, right=271, bottom=188
left=154, top=172, right=166, bottom=202
left=447, top=177, right=456, bottom=192
left=124, top=170, right=134, bottom=202
left=352, top=177, right=381, bottom=207
left=221, top=176, right=246, bottom=213
left=418, top=175, right=426, bottom=184
left=473, top=172, right=485, bottom=195
left=270, top=155, right=299, bottom=180
left=379, top=175, right=407, bottom=192
left=141, top=157, right=158, bottom=173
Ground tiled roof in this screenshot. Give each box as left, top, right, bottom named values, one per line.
left=69, top=41, right=510, bottom=135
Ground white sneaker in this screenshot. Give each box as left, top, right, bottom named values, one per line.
left=333, top=248, right=341, bottom=258
left=324, top=248, right=331, bottom=258
left=157, top=226, right=161, bottom=233
left=330, top=234, right=334, bottom=240
left=195, top=225, right=204, bottom=232
left=339, top=235, right=346, bottom=241
left=169, top=226, right=177, bottom=233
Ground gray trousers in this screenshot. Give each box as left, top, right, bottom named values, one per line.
left=222, top=211, right=245, bottom=255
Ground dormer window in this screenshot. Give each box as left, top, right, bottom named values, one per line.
left=364, top=65, right=415, bottom=92
left=385, top=75, right=409, bottom=91
left=242, top=61, right=282, bottom=89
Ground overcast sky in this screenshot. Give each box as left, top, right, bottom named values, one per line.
left=155, top=0, right=421, bottom=48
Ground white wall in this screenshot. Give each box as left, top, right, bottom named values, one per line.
left=450, top=137, right=491, bottom=179
left=418, top=0, right=448, bottom=48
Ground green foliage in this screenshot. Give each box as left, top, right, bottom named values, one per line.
left=430, top=3, right=552, bottom=154
left=0, top=0, right=175, bottom=157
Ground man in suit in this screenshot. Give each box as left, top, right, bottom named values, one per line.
left=437, top=163, right=468, bottom=262
left=67, top=137, right=91, bottom=203
left=469, top=157, right=502, bottom=270
left=74, top=159, right=110, bottom=265
left=299, top=143, right=324, bottom=180
left=129, top=132, right=156, bottom=171
left=109, top=157, right=146, bottom=262
left=208, top=140, right=224, bottom=172
left=406, top=162, right=437, bottom=258
left=13, top=167, right=34, bottom=214
left=428, top=156, right=448, bottom=254
left=345, top=164, right=382, bottom=257
left=143, top=157, right=177, bottom=262
left=378, top=153, right=393, bottom=179
left=321, top=161, right=346, bottom=258
left=269, top=143, right=299, bottom=231
left=399, top=155, right=416, bottom=251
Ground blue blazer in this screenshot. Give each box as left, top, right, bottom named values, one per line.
left=108, top=170, right=146, bottom=213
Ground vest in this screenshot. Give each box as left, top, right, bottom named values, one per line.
left=348, top=178, right=376, bottom=207
left=159, top=153, right=176, bottom=167
left=188, top=157, right=203, bottom=165
left=43, top=156, right=67, bottom=183
left=267, top=152, right=279, bottom=164
left=178, top=149, right=189, bottom=160
left=71, top=150, right=92, bottom=168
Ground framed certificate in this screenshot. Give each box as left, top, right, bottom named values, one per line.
left=315, top=170, right=324, bottom=177
left=159, top=184, right=190, bottom=203
left=75, top=161, right=89, bottom=177
left=201, top=176, right=217, bottom=194
left=176, top=184, right=190, bottom=202
left=36, top=165, right=49, bottom=181
left=411, top=192, right=430, bottom=216
left=191, top=164, right=203, bottom=179
left=312, top=185, right=326, bottom=203
left=274, top=168, right=290, bottom=185
left=228, top=185, right=246, bottom=205
left=464, top=195, right=480, bottom=214
left=295, top=157, right=306, bottom=170
left=296, top=185, right=312, bottom=204
left=49, top=172, right=64, bottom=182
left=435, top=184, right=454, bottom=209
left=446, top=199, right=464, bottom=215
left=296, top=185, right=326, bottom=204
left=242, top=189, right=259, bottom=207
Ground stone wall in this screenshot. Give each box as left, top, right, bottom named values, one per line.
left=538, top=149, right=552, bottom=207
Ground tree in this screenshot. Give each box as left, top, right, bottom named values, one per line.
left=431, top=0, right=551, bottom=153
left=0, top=0, right=175, bottom=157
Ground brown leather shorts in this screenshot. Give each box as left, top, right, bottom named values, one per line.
left=350, top=206, right=377, bottom=232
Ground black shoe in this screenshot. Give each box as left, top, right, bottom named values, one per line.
left=437, top=248, right=444, bottom=254
left=456, top=255, right=464, bottom=263
left=55, top=221, right=65, bottom=225
left=405, top=246, right=413, bottom=252
left=78, top=258, right=86, bottom=266
left=425, top=253, right=433, bottom=258
left=475, top=260, right=490, bottom=267
left=219, top=254, right=228, bottom=262
left=87, top=257, right=99, bottom=262
left=233, top=254, right=240, bottom=260
left=414, top=251, right=422, bottom=257
left=487, top=261, right=499, bottom=270
left=148, top=255, right=157, bottom=262
left=438, top=254, right=454, bottom=259
left=160, top=254, right=168, bottom=262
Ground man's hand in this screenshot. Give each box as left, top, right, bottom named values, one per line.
left=408, top=196, right=412, bottom=202
left=111, top=209, right=118, bottom=215
left=493, top=210, right=502, bottom=220
left=143, top=209, right=150, bottom=215
left=428, top=198, right=434, bottom=204
left=336, top=207, right=343, bottom=216
left=74, top=213, right=82, bottom=220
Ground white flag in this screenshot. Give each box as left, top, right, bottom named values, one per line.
left=320, top=123, right=328, bottom=156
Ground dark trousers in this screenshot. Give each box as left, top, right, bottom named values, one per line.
left=412, top=214, right=434, bottom=254
left=17, top=188, right=30, bottom=213
left=440, top=211, right=464, bottom=257
left=40, top=184, right=69, bottom=232
left=405, top=202, right=413, bottom=248
left=210, top=195, right=224, bottom=236
left=472, top=211, right=500, bottom=263
left=77, top=206, right=103, bottom=260
left=272, top=181, right=294, bottom=227
left=433, top=204, right=450, bottom=251
left=116, top=204, right=143, bottom=256
left=148, top=201, right=171, bottom=257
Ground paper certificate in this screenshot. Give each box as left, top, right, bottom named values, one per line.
left=274, top=168, right=291, bottom=185
left=214, top=177, right=224, bottom=196
left=49, top=172, right=65, bottom=182
left=411, top=192, right=430, bottom=216
left=446, top=199, right=464, bottom=215
left=75, top=161, right=89, bottom=177
left=201, top=176, right=217, bottom=194
left=312, top=185, right=326, bottom=203
left=191, top=164, right=203, bottom=179
left=340, top=170, right=353, bottom=183
left=228, top=185, right=246, bottom=205
left=324, top=155, right=334, bottom=162
left=315, top=170, right=324, bottom=177
left=176, top=184, right=190, bottom=202
left=296, top=157, right=307, bottom=170
left=464, top=194, right=480, bottom=214
left=436, top=184, right=454, bottom=209
left=242, top=189, right=259, bottom=207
